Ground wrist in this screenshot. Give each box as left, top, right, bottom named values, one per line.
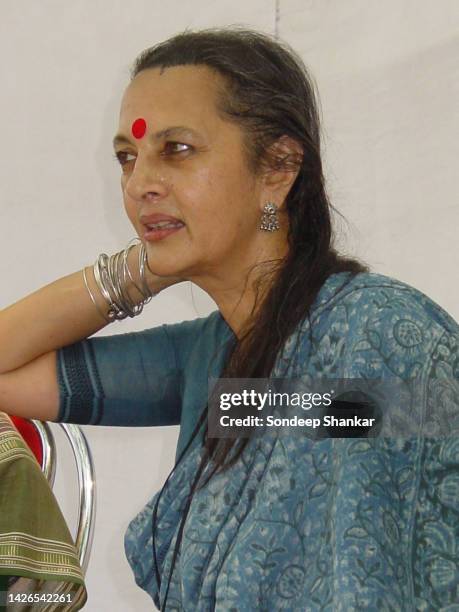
left=85, top=239, right=157, bottom=323
left=124, top=242, right=156, bottom=302
left=130, top=241, right=184, bottom=296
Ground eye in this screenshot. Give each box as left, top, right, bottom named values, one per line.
left=163, top=141, right=193, bottom=155
left=113, top=151, right=136, bottom=166
left=113, top=142, right=193, bottom=167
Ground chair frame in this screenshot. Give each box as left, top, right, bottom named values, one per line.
left=32, top=421, right=96, bottom=575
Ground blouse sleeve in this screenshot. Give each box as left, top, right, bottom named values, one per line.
left=55, top=324, right=181, bottom=427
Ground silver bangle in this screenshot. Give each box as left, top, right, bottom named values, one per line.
left=122, top=240, right=144, bottom=297
left=82, top=267, right=111, bottom=323
left=85, top=238, right=157, bottom=322
left=97, top=254, right=124, bottom=321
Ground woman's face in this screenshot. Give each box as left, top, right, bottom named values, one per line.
left=114, top=64, right=268, bottom=283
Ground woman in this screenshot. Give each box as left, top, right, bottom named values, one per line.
left=1, top=27, right=457, bottom=611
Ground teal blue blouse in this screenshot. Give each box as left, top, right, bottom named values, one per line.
left=56, top=271, right=459, bottom=610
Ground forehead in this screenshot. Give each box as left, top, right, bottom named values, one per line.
left=119, top=65, right=224, bottom=133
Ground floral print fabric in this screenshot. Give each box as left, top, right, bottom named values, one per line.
left=124, top=272, right=459, bottom=610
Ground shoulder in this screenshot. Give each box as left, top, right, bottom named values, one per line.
left=283, top=271, right=458, bottom=379
left=312, top=271, right=458, bottom=336
left=313, top=271, right=457, bottom=331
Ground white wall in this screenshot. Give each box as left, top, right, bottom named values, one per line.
left=1, top=1, right=457, bottom=610
left=281, top=0, right=459, bottom=316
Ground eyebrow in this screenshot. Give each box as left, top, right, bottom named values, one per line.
left=112, top=125, right=201, bottom=148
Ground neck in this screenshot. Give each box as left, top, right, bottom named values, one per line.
left=190, top=236, right=289, bottom=339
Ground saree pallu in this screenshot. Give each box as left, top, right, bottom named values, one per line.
left=0, top=412, right=87, bottom=611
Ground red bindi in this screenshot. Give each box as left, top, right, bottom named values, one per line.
left=131, top=117, right=147, bottom=139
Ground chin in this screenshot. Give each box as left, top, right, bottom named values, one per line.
left=145, top=257, right=185, bottom=278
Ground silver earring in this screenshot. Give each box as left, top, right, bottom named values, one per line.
left=259, top=202, right=280, bottom=231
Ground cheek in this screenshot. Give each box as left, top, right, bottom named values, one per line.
left=200, top=210, right=245, bottom=251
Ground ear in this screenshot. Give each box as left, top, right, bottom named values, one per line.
left=260, top=135, right=303, bottom=211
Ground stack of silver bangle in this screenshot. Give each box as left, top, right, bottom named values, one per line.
left=83, top=237, right=157, bottom=323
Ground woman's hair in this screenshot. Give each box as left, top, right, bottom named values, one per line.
left=132, top=25, right=369, bottom=479
left=132, top=26, right=369, bottom=605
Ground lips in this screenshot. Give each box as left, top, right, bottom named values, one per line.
left=140, top=213, right=184, bottom=228
left=143, top=222, right=185, bottom=242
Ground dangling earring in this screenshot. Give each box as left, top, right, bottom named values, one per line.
left=259, top=202, right=280, bottom=231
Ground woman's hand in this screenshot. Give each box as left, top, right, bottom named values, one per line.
left=145, top=267, right=185, bottom=296
left=128, top=241, right=185, bottom=297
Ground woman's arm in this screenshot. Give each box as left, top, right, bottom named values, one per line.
left=0, top=242, right=181, bottom=421
left=0, top=242, right=173, bottom=374
left=0, top=351, right=61, bottom=421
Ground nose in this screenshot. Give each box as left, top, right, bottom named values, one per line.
left=124, top=155, right=168, bottom=203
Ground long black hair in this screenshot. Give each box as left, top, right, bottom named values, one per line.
left=130, top=26, right=370, bottom=608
